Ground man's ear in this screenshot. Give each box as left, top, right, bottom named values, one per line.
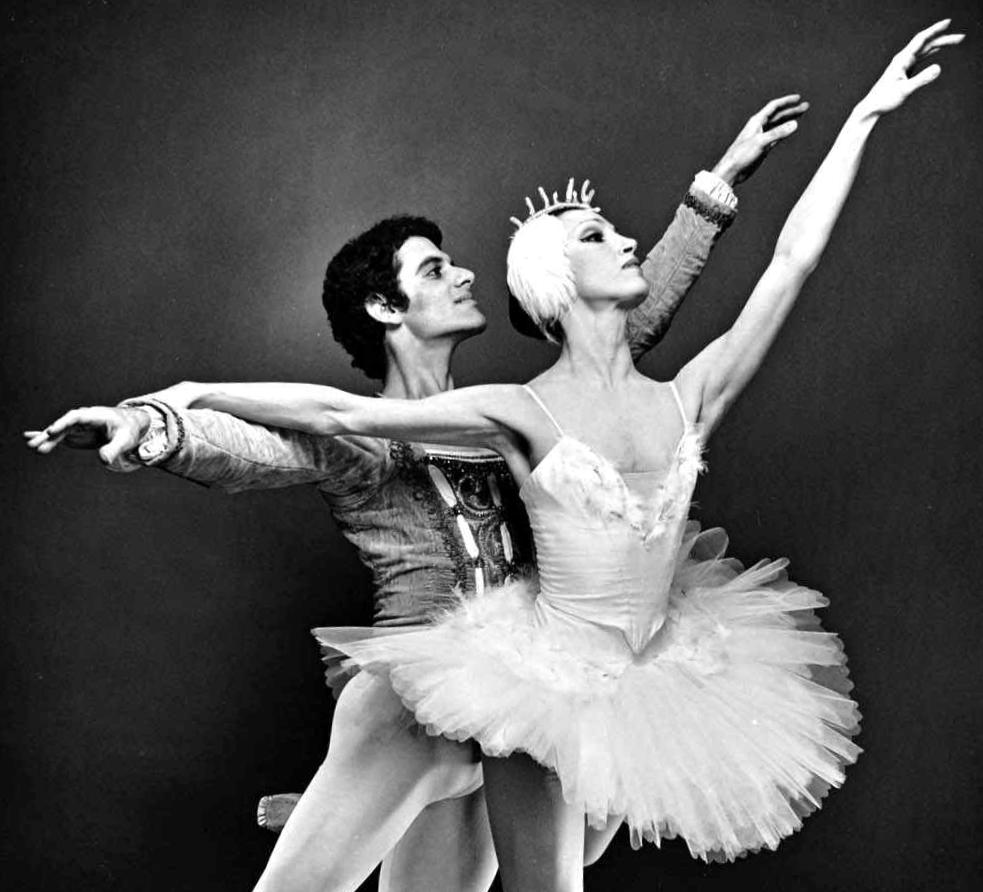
left=364, top=293, right=404, bottom=327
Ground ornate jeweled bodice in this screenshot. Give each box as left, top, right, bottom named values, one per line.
left=388, top=440, right=533, bottom=594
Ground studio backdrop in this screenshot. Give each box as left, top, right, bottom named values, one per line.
left=2, top=1, right=981, bottom=889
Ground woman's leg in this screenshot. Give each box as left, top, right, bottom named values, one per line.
left=482, top=753, right=585, bottom=892
left=379, top=789, right=498, bottom=892
left=253, top=671, right=480, bottom=892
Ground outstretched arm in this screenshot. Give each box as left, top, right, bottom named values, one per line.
left=24, top=387, right=392, bottom=497
left=30, top=381, right=522, bottom=455
left=627, top=95, right=808, bottom=361
left=186, top=382, right=506, bottom=444
left=679, top=20, right=963, bottom=432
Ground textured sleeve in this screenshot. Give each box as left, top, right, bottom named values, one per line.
left=626, top=178, right=738, bottom=363
left=121, top=396, right=386, bottom=498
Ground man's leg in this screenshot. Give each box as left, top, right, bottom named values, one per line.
left=583, top=819, right=622, bottom=867
left=254, top=671, right=480, bottom=892
left=379, top=790, right=498, bottom=892
left=483, top=753, right=585, bottom=892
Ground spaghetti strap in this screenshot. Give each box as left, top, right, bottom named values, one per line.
left=522, top=385, right=565, bottom=438
left=669, top=381, right=689, bottom=427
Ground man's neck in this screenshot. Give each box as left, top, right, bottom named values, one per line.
left=379, top=338, right=457, bottom=400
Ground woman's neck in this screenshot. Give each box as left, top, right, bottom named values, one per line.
left=553, top=306, right=635, bottom=386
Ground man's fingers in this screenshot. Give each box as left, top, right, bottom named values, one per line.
left=43, top=406, right=110, bottom=438
left=762, top=119, right=799, bottom=145
left=40, top=409, right=83, bottom=438
left=766, top=100, right=809, bottom=128
left=754, top=93, right=802, bottom=123
left=24, top=427, right=69, bottom=452
left=98, top=429, right=133, bottom=466
left=37, top=431, right=70, bottom=454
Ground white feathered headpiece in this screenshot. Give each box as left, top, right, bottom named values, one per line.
left=506, top=179, right=599, bottom=341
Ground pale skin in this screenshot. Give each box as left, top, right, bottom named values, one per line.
left=25, top=20, right=962, bottom=892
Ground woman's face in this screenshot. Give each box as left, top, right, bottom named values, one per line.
left=559, top=209, right=648, bottom=305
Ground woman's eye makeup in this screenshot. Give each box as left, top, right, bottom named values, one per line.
left=580, top=231, right=604, bottom=242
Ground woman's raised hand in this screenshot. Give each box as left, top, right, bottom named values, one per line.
left=857, top=19, right=964, bottom=118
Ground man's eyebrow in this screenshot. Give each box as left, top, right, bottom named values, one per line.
left=414, top=253, right=448, bottom=275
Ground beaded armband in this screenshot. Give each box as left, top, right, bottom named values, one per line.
left=683, top=191, right=736, bottom=231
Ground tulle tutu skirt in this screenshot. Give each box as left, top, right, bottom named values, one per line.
left=315, top=522, right=861, bottom=861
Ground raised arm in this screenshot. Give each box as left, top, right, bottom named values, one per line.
left=679, top=20, right=963, bottom=431
left=627, top=95, right=809, bottom=361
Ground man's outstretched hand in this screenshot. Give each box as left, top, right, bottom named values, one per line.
left=24, top=406, right=151, bottom=466
left=712, top=94, right=810, bottom=187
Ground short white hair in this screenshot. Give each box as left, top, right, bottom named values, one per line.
left=506, top=214, right=575, bottom=342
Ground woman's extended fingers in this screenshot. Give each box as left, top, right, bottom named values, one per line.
left=905, top=63, right=943, bottom=95
left=901, top=18, right=953, bottom=62
left=899, top=19, right=964, bottom=69
left=923, top=33, right=965, bottom=54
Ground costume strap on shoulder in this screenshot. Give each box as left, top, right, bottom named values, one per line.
left=522, top=385, right=565, bottom=438
left=669, top=382, right=689, bottom=427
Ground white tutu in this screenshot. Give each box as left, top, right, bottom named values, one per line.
left=315, top=522, right=861, bottom=861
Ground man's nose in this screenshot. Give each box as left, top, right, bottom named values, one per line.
left=456, top=266, right=475, bottom=286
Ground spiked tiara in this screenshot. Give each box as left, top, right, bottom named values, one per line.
left=509, top=178, right=599, bottom=228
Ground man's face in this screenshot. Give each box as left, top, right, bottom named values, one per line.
left=393, top=237, right=486, bottom=340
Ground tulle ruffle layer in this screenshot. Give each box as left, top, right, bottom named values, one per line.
left=314, top=522, right=861, bottom=861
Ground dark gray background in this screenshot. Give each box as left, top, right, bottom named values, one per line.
left=3, top=0, right=981, bottom=889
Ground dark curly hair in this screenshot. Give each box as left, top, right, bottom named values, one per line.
left=323, top=215, right=443, bottom=380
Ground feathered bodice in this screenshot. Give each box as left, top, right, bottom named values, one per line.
left=520, top=424, right=705, bottom=652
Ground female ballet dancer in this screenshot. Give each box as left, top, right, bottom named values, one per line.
left=28, top=20, right=962, bottom=891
